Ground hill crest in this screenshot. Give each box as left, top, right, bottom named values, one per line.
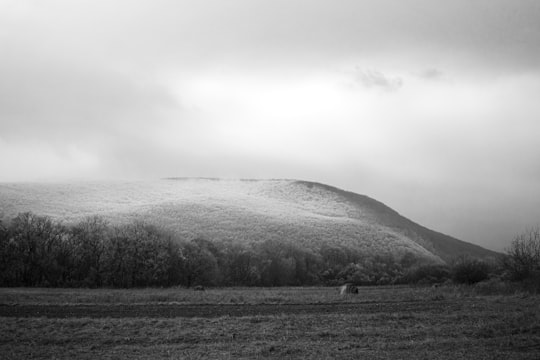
left=0, top=178, right=498, bottom=263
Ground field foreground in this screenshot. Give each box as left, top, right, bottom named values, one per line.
left=1, top=286, right=539, bottom=359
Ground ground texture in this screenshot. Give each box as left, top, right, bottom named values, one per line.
left=1, top=287, right=539, bottom=359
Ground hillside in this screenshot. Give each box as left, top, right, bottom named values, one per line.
left=0, top=178, right=498, bottom=263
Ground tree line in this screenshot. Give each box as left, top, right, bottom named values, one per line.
left=1, top=212, right=538, bottom=289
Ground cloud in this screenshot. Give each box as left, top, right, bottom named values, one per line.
left=0, top=50, right=183, bottom=165
left=352, top=69, right=403, bottom=92
left=3, top=1, right=539, bottom=74
left=1, top=0, right=540, bottom=252
left=416, top=68, right=445, bottom=81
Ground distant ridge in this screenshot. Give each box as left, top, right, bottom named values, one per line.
left=0, top=178, right=499, bottom=263
left=295, top=181, right=499, bottom=262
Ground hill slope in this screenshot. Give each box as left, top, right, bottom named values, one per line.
left=0, top=178, right=498, bottom=263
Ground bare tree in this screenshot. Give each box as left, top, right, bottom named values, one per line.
left=503, top=227, right=540, bottom=282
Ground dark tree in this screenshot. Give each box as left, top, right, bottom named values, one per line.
left=226, top=245, right=260, bottom=286
left=100, top=222, right=181, bottom=287
left=69, top=216, right=109, bottom=287
left=180, top=238, right=219, bottom=287
left=5, top=213, right=68, bottom=286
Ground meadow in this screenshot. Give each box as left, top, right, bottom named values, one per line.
left=1, top=285, right=539, bottom=359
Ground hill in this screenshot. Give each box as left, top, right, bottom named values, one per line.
left=0, top=178, right=498, bottom=263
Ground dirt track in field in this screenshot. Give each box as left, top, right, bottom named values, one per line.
left=0, top=299, right=470, bottom=318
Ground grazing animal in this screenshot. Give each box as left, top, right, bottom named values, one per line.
left=193, top=285, right=205, bottom=291
left=339, top=283, right=359, bottom=295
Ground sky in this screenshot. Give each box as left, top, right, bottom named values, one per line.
left=1, top=0, right=540, bottom=251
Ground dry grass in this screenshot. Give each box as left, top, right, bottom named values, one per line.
left=1, top=286, right=540, bottom=359
left=0, top=285, right=492, bottom=306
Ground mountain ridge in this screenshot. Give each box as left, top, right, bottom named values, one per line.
left=296, top=180, right=499, bottom=262
left=0, top=178, right=499, bottom=263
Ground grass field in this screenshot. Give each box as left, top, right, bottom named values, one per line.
left=1, top=286, right=539, bottom=359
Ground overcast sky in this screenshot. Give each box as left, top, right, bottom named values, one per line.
left=1, top=0, right=540, bottom=251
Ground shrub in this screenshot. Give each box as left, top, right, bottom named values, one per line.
left=501, top=228, right=540, bottom=283
left=472, top=277, right=521, bottom=295
left=403, top=264, right=450, bottom=284
left=451, top=256, right=491, bottom=285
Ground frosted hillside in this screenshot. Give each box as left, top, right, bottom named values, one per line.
left=1, top=178, right=496, bottom=262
